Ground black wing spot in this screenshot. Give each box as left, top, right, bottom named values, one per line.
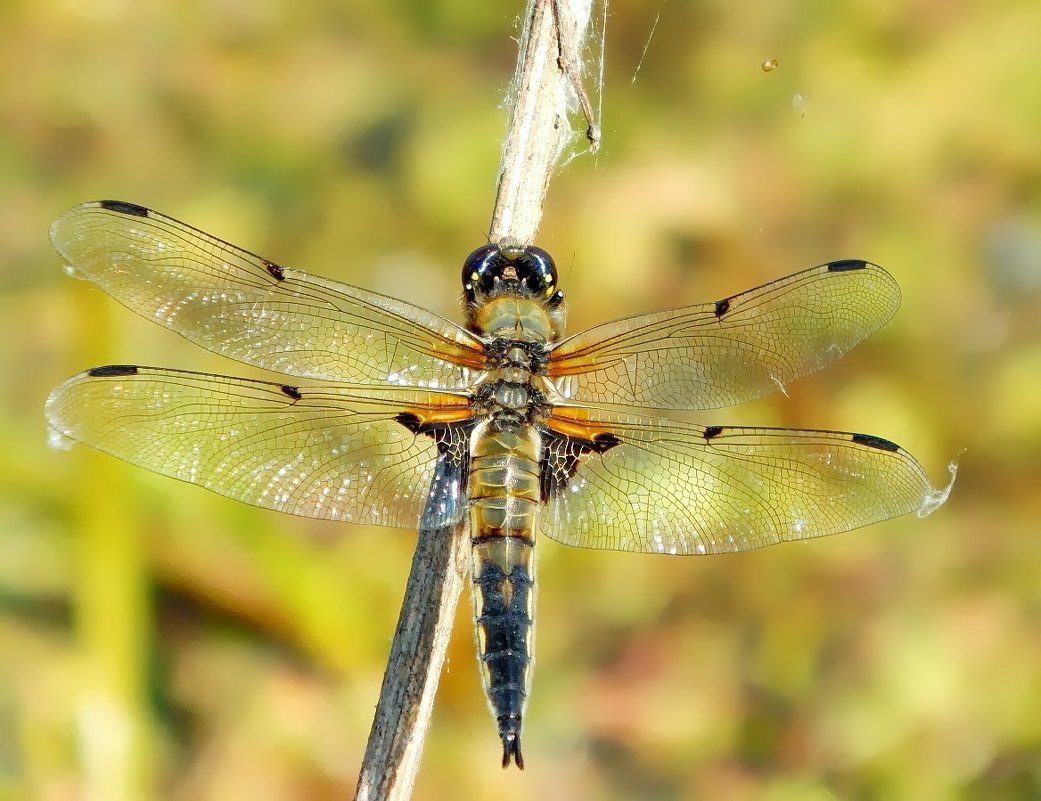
left=540, top=429, right=623, bottom=501
left=397, top=414, right=475, bottom=458
left=395, top=411, right=424, bottom=434
left=591, top=432, right=621, bottom=453
left=703, top=425, right=725, bottom=440
left=827, top=259, right=868, bottom=272
left=851, top=432, right=900, bottom=452
left=99, top=200, right=149, bottom=217
left=714, top=297, right=731, bottom=317
left=280, top=384, right=302, bottom=401
left=263, top=259, right=285, bottom=281
left=88, top=365, right=139, bottom=377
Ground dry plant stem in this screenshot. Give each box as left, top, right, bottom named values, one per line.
left=490, top=0, right=595, bottom=245
left=354, top=1, right=594, bottom=798
left=354, top=502, right=469, bottom=801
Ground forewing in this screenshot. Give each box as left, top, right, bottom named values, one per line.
left=549, top=261, right=900, bottom=410
left=540, top=407, right=954, bottom=554
left=51, top=201, right=485, bottom=387
left=45, top=365, right=473, bottom=530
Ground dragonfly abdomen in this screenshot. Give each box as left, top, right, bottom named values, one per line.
left=469, top=420, right=541, bottom=769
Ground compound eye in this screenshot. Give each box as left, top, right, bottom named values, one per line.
left=461, top=244, right=501, bottom=298
left=515, top=246, right=557, bottom=297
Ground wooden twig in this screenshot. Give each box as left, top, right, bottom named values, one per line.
left=353, top=456, right=470, bottom=801
left=490, top=0, right=597, bottom=246
left=353, top=2, right=596, bottom=799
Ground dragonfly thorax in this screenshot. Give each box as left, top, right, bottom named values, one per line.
left=484, top=339, right=550, bottom=377
left=472, top=375, right=549, bottom=422
left=471, top=336, right=556, bottom=426
left=470, top=296, right=559, bottom=343
left=493, top=382, right=530, bottom=411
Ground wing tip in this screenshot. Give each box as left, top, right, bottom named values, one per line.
left=43, top=378, right=72, bottom=422
left=51, top=200, right=152, bottom=254
left=43, top=383, right=77, bottom=451
left=46, top=424, right=76, bottom=452
left=43, top=366, right=142, bottom=442
left=918, top=460, right=958, bottom=518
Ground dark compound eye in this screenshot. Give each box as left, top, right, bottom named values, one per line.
left=513, top=246, right=557, bottom=298
left=461, top=243, right=559, bottom=302
left=462, top=244, right=502, bottom=299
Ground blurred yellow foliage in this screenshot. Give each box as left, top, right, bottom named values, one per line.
left=1, top=2, right=1039, bottom=800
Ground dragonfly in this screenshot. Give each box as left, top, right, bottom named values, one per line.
left=45, top=200, right=954, bottom=769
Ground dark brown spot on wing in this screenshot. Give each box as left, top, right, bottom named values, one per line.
left=395, top=411, right=476, bottom=459
left=395, top=410, right=473, bottom=437
left=98, top=200, right=149, bottom=217
left=703, top=425, right=724, bottom=440
left=87, top=364, right=139, bottom=377
left=279, top=384, right=302, bottom=400
left=591, top=432, right=621, bottom=452
left=393, top=403, right=474, bottom=430
left=262, top=258, right=285, bottom=281
left=395, top=411, right=424, bottom=434
left=540, top=427, right=622, bottom=502
left=851, top=432, right=900, bottom=452
left=714, top=297, right=731, bottom=317
left=827, top=259, right=868, bottom=272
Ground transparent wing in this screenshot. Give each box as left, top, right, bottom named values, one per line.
left=418, top=448, right=470, bottom=535
left=51, top=201, right=485, bottom=387
left=45, top=365, right=473, bottom=530
left=540, top=407, right=954, bottom=554
left=549, top=261, right=900, bottom=410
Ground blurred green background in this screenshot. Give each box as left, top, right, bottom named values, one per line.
left=2, top=1, right=1040, bottom=799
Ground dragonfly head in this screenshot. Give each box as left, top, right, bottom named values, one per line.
left=462, top=243, right=566, bottom=341
left=462, top=243, right=563, bottom=307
